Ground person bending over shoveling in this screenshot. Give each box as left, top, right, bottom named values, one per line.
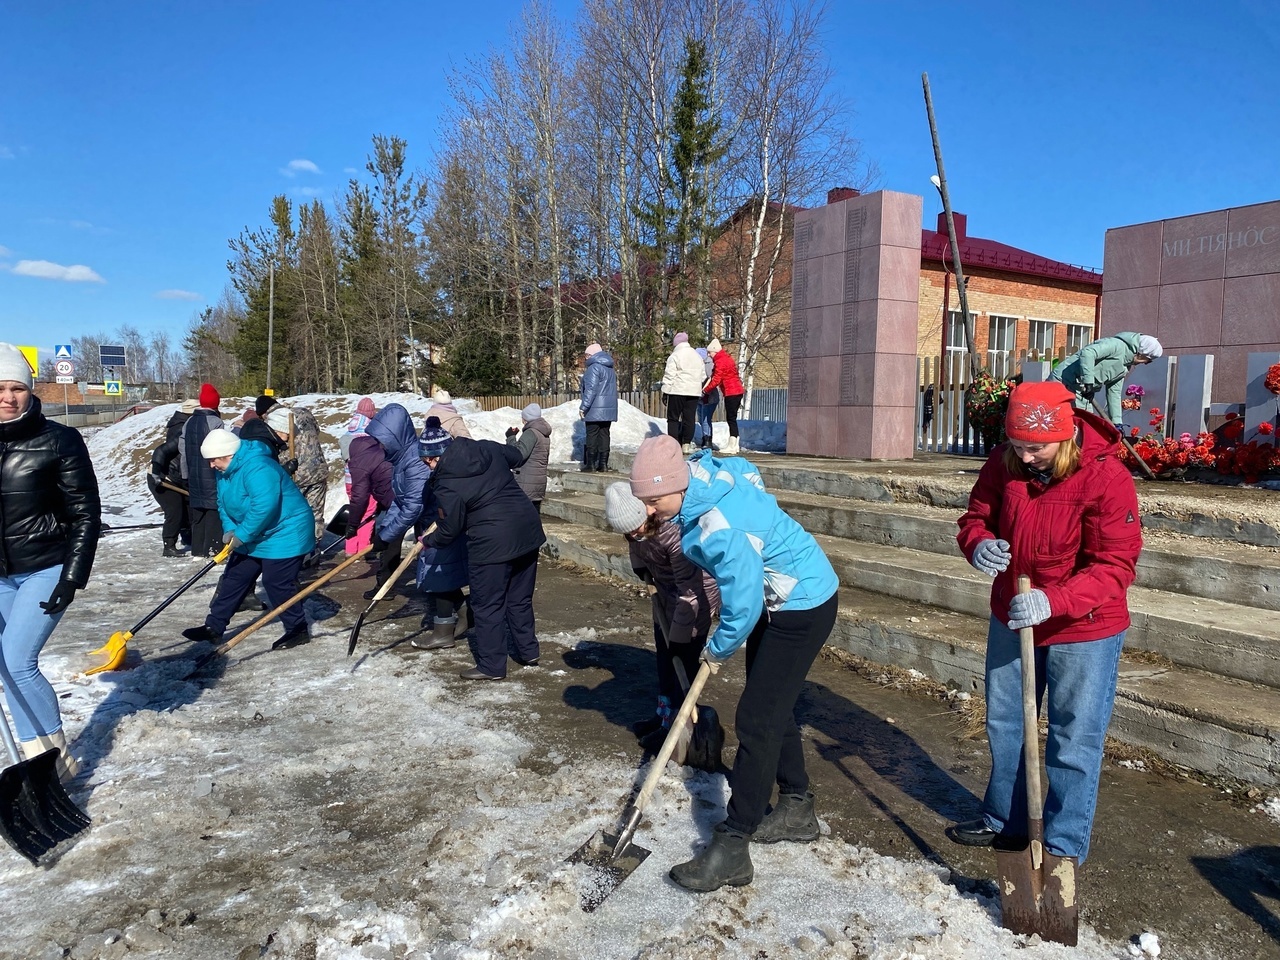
left=181, top=430, right=316, bottom=650
left=950, top=382, right=1141, bottom=872
left=603, top=481, right=723, bottom=771
left=629, top=436, right=840, bottom=892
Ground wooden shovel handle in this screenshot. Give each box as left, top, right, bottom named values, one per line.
left=364, top=523, right=435, bottom=607
left=1017, top=576, right=1045, bottom=829
left=632, top=661, right=712, bottom=813
left=213, top=544, right=373, bottom=656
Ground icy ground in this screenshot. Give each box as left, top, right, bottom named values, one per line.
left=0, top=395, right=1150, bottom=959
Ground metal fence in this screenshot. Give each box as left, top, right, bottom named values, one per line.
left=477, top=387, right=788, bottom=422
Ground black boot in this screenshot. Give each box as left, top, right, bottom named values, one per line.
left=753, top=791, right=819, bottom=843
left=182, top=625, right=221, bottom=643
left=579, top=457, right=594, bottom=473
left=162, top=539, right=180, bottom=558
left=595, top=452, right=609, bottom=472
left=684, top=706, right=725, bottom=773
left=669, top=822, right=754, bottom=892
left=272, top=623, right=310, bottom=650
left=412, top=618, right=458, bottom=650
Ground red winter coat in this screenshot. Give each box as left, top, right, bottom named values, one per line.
left=956, top=409, right=1142, bottom=645
left=705, top=349, right=745, bottom=398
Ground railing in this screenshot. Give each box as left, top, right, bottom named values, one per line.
left=476, top=387, right=789, bottom=423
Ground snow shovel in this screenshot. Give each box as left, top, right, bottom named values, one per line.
left=995, top=576, right=1079, bottom=946
left=86, top=541, right=234, bottom=675
left=0, top=688, right=90, bottom=865
left=567, top=660, right=713, bottom=912
left=652, top=588, right=722, bottom=772
left=186, top=544, right=374, bottom=676
left=1089, top=396, right=1156, bottom=481
left=346, top=526, right=434, bottom=656
left=313, top=506, right=375, bottom=561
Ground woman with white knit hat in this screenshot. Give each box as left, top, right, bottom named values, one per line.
left=1049, top=332, right=1162, bottom=428
left=0, top=343, right=101, bottom=779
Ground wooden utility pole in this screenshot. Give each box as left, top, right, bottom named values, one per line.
left=922, top=73, right=980, bottom=381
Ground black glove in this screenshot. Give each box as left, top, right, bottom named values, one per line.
left=40, top=581, right=77, bottom=617
left=506, top=426, right=519, bottom=438
left=343, top=523, right=359, bottom=540
left=371, top=533, right=388, bottom=554
left=281, top=458, right=299, bottom=475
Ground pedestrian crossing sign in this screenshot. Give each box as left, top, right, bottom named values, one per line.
left=104, top=380, right=123, bottom=396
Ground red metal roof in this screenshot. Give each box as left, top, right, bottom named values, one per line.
left=920, top=221, right=1103, bottom=286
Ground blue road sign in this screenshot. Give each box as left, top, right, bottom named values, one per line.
left=55, top=344, right=73, bottom=359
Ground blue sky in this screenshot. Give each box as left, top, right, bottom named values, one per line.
left=2, top=0, right=1277, bottom=364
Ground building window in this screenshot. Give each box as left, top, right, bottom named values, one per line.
left=722, top=311, right=737, bottom=341
left=1027, top=319, right=1057, bottom=359
left=945, top=310, right=970, bottom=380
left=987, top=315, right=1017, bottom=379
left=702, top=311, right=714, bottom=340
left=1066, top=323, right=1093, bottom=354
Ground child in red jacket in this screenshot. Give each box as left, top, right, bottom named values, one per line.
left=950, top=381, right=1142, bottom=868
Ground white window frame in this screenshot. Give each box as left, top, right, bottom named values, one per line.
left=987, top=314, right=1018, bottom=379
left=1065, top=322, right=1093, bottom=355
left=945, top=310, right=971, bottom=380
left=1026, top=317, right=1058, bottom=359
left=721, top=311, right=737, bottom=341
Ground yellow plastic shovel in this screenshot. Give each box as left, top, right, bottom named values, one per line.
left=85, top=542, right=233, bottom=675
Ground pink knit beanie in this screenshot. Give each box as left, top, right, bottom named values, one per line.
left=356, top=396, right=376, bottom=418
left=630, top=436, right=689, bottom=498
left=585, top=342, right=602, bottom=357
left=673, top=332, right=689, bottom=346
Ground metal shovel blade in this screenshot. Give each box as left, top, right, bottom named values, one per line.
left=995, top=835, right=1078, bottom=946
left=0, top=750, right=90, bottom=864
left=566, top=829, right=652, bottom=912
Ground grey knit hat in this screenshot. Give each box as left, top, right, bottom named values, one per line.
left=522, top=402, right=542, bottom=422
left=604, top=481, right=648, bottom=535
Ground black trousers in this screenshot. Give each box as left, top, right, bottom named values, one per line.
left=205, top=551, right=306, bottom=635
left=190, top=507, right=224, bottom=558
left=155, top=486, right=188, bottom=545
left=724, top=592, right=838, bottom=835
left=469, top=549, right=539, bottom=677
left=585, top=421, right=612, bottom=467
left=654, top=620, right=705, bottom=707
left=666, top=395, right=699, bottom=445
left=428, top=588, right=466, bottom=621
left=724, top=393, right=743, bottom=439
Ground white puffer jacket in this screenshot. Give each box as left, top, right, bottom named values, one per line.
left=661, top=342, right=707, bottom=398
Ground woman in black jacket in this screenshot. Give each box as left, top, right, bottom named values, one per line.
left=420, top=425, right=544, bottom=680
left=0, top=343, right=100, bottom=779
left=149, top=398, right=196, bottom=556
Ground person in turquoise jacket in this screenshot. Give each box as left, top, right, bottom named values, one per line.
left=181, top=429, right=315, bottom=650
left=1049, top=332, right=1162, bottom=428
left=628, top=434, right=840, bottom=893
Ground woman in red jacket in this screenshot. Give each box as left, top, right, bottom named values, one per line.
left=704, top=338, right=745, bottom=455
left=950, top=381, right=1141, bottom=868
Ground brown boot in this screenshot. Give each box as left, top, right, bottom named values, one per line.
left=20, top=730, right=80, bottom=781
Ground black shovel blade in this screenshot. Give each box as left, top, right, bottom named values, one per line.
left=567, top=830, right=652, bottom=912
left=0, top=751, right=89, bottom=864
left=325, top=504, right=351, bottom=536
left=347, top=606, right=372, bottom=657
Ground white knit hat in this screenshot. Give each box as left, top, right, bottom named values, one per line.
left=432, top=389, right=452, bottom=403
left=1136, top=335, right=1163, bottom=359
left=265, top=406, right=292, bottom=433
left=200, top=428, right=240, bottom=459
left=0, top=343, right=34, bottom=389
left=604, top=481, right=648, bottom=534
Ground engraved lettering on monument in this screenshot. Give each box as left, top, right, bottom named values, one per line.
left=839, top=355, right=858, bottom=406
left=793, top=264, right=808, bottom=311
left=789, top=364, right=813, bottom=405
left=844, top=208, right=866, bottom=302
left=791, top=311, right=809, bottom=358
left=1162, top=225, right=1278, bottom=258
left=841, top=302, right=857, bottom=354
left=794, top=220, right=812, bottom=262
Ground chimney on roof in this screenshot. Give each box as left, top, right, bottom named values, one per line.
left=936, top=211, right=967, bottom=241
left=827, top=187, right=861, bottom=205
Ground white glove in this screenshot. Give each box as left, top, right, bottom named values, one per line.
left=1008, top=589, right=1052, bottom=630
left=971, top=538, right=1011, bottom=577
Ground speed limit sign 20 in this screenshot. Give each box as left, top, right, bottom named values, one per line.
left=55, top=359, right=74, bottom=376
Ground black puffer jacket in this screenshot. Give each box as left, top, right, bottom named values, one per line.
left=151, top=409, right=190, bottom=484
left=426, top=437, right=546, bottom=565
left=0, top=396, right=101, bottom=586
left=181, top=407, right=224, bottom=510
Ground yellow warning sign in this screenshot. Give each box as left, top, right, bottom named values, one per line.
left=17, top=346, right=38, bottom=377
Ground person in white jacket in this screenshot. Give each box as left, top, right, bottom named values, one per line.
left=662, top=333, right=707, bottom=452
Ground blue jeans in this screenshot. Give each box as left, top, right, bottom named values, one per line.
left=981, top=617, right=1123, bottom=864
left=0, top=565, right=66, bottom=739
left=696, top=398, right=718, bottom=445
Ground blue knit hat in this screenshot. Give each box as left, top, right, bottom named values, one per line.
left=419, top=416, right=452, bottom=458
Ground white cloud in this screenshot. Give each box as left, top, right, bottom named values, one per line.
left=295, top=186, right=324, bottom=198
left=0, top=245, right=10, bottom=257
left=0, top=146, right=13, bottom=160
left=281, top=158, right=321, bottom=176
left=12, top=259, right=105, bottom=283
left=155, top=288, right=202, bottom=301
left=343, top=166, right=358, bottom=174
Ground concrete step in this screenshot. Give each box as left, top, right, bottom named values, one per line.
left=543, top=489, right=1280, bottom=690
left=575, top=451, right=1280, bottom=549
left=538, top=513, right=1280, bottom=787
left=555, top=465, right=1280, bottom=615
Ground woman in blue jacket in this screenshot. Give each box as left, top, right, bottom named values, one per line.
left=579, top=342, right=618, bottom=472
left=364, top=403, right=430, bottom=598
left=181, top=430, right=316, bottom=650
left=629, top=434, right=840, bottom=892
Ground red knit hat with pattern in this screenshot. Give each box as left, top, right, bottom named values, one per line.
left=1004, top=381, right=1077, bottom=443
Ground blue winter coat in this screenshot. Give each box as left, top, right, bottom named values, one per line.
left=674, top=451, right=839, bottom=660
left=366, top=403, right=430, bottom=543
left=416, top=471, right=469, bottom=593
left=580, top=351, right=619, bottom=422
left=215, top=441, right=315, bottom=560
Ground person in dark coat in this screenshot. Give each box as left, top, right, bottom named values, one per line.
left=241, top=398, right=289, bottom=461
left=0, top=343, right=101, bottom=780
left=344, top=414, right=394, bottom=555
left=180, top=383, right=225, bottom=557
left=579, top=343, right=618, bottom=472
left=149, top=398, right=197, bottom=556
left=364, top=403, right=430, bottom=597
left=412, top=429, right=471, bottom=651
left=507, top=403, right=552, bottom=510
left=421, top=426, right=544, bottom=680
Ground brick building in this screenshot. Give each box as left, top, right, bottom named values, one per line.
left=701, top=189, right=1103, bottom=388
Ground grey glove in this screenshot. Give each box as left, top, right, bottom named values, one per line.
left=971, top=538, right=1011, bottom=577
left=1008, top=589, right=1052, bottom=630
left=222, top=533, right=243, bottom=550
